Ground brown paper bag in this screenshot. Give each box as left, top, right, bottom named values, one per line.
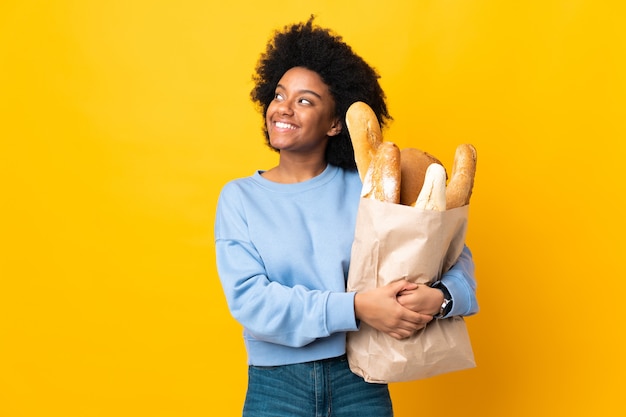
left=346, top=197, right=475, bottom=383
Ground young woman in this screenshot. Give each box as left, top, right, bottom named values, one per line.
left=214, top=17, right=478, bottom=416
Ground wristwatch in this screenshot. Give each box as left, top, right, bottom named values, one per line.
left=436, top=298, right=452, bottom=318
left=431, top=281, right=453, bottom=319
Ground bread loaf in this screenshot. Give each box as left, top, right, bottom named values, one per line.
left=400, top=148, right=445, bottom=206
left=346, top=101, right=476, bottom=209
left=445, top=144, right=477, bottom=209
left=361, top=141, right=401, bottom=204
left=413, top=163, right=447, bottom=211
left=346, top=101, right=383, bottom=182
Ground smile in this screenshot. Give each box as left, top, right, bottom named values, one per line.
left=275, top=121, right=297, bottom=130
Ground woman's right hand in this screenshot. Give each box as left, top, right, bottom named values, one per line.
left=354, top=280, right=433, bottom=340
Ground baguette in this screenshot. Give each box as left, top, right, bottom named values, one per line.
left=346, top=101, right=383, bottom=182
left=361, top=141, right=401, bottom=204
left=414, top=163, right=447, bottom=211
left=445, top=144, right=477, bottom=209
left=400, top=148, right=445, bottom=206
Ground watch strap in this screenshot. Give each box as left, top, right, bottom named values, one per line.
left=431, top=281, right=453, bottom=318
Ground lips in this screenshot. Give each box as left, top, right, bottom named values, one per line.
left=274, top=121, right=298, bottom=130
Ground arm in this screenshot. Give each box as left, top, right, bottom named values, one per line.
left=396, top=245, right=479, bottom=319
left=214, top=185, right=358, bottom=348
left=354, top=280, right=435, bottom=340
left=438, top=245, right=479, bottom=318
left=217, top=233, right=431, bottom=343
left=215, top=238, right=357, bottom=347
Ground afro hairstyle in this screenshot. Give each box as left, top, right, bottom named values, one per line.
left=250, top=16, right=391, bottom=170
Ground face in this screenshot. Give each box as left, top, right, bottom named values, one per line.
left=265, top=67, right=341, bottom=156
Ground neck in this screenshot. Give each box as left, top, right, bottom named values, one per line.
left=262, top=158, right=328, bottom=184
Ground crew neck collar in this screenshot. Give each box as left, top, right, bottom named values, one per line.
left=252, top=164, right=339, bottom=192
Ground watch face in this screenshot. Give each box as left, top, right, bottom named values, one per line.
left=439, top=299, right=451, bottom=317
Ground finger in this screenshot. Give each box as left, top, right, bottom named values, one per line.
left=388, top=332, right=404, bottom=340
left=396, top=318, right=424, bottom=333
left=399, top=308, right=427, bottom=324
left=401, top=320, right=428, bottom=335
left=388, top=330, right=413, bottom=340
left=397, top=289, right=417, bottom=297
left=388, top=279, right=418, bottom=295
left=400, top=314, right=432, bottom=331
left=391, top=321, right=427, bottom=339
left=409, top=312, right=434, bottom=324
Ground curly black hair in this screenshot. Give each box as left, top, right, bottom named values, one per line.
left=251, top=16, right=391, bottom=170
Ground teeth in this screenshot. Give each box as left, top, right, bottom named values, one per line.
left=275, top=122, right=296, bottom=130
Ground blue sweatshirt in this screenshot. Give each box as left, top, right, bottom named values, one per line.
left=214, top=164, right=478, bottom=366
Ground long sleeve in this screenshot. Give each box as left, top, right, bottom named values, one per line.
left=439, top=245, right=479, bottom=318
left=215, top=235, right=357, bottom=348
left=214, top=167, right=362, bottom=355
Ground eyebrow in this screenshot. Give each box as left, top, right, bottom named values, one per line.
left=276, top=83, right=323, bottom=99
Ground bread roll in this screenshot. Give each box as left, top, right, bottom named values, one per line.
left=361, top=141, right=401, bottom=203
left=346, top=101, right=383, bottom=182
left=414, top=163, right=447, bottom=211
left=400, top=148, right=444, bottom=206
left=445, top=144, right=477, bottom=209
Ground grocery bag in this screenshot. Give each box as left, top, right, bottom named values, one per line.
left=346, top=197, right=475, bottom=383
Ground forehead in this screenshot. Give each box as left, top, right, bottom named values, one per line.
left=277, top=67, right=331, bottom=95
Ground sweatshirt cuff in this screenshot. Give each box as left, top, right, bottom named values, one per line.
left=326, top=292, right=359, bottom=333
left=440, top=271, right=477, bottom=317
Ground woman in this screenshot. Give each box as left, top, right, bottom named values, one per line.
left=214, top=17, right=478, bottom=416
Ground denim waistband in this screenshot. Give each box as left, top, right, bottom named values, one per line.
left=313, top=353, right=347, bottom=364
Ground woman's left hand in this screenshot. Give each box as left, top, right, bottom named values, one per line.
left=396, top=284, right=444, bottom=317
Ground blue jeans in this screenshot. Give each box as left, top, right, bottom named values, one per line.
left=243, top=354, right=393, bottom=417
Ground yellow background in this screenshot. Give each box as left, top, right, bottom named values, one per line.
left=1, top=0, right=625, bottom=416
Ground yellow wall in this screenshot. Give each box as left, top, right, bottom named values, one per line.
left=1, top=1, right=624, bottom=416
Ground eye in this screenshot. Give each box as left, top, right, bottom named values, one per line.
left=274, top=92, right=284, bottom=101
left=298, top=98, right=312, bottom=105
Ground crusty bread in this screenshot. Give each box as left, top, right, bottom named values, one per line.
left=399, top=148, right=444, bottom=206
left=346, top=101, right=383, bottom=182
left=414, top=163, right=447, bottom=211
left=445, top=144, right=477, bottom=209
left=361, top=141, right=401, bottom=203
left=346, top=100, right=476, bottom=208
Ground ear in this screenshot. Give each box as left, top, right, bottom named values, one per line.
left=327, top=118, right=343, bottom=137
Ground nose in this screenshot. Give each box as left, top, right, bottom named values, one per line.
left=276, top=99, right=294, bottom=115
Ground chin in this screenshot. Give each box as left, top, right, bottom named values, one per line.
left=268, top=138, right=288, bottom=151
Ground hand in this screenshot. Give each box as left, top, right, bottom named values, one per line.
left=397, top=284, right=444, bottom=316
left=354, top=280, right=434, bottom=340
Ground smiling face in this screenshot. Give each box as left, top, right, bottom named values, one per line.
left=265, top=67, right=342, bottom=158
